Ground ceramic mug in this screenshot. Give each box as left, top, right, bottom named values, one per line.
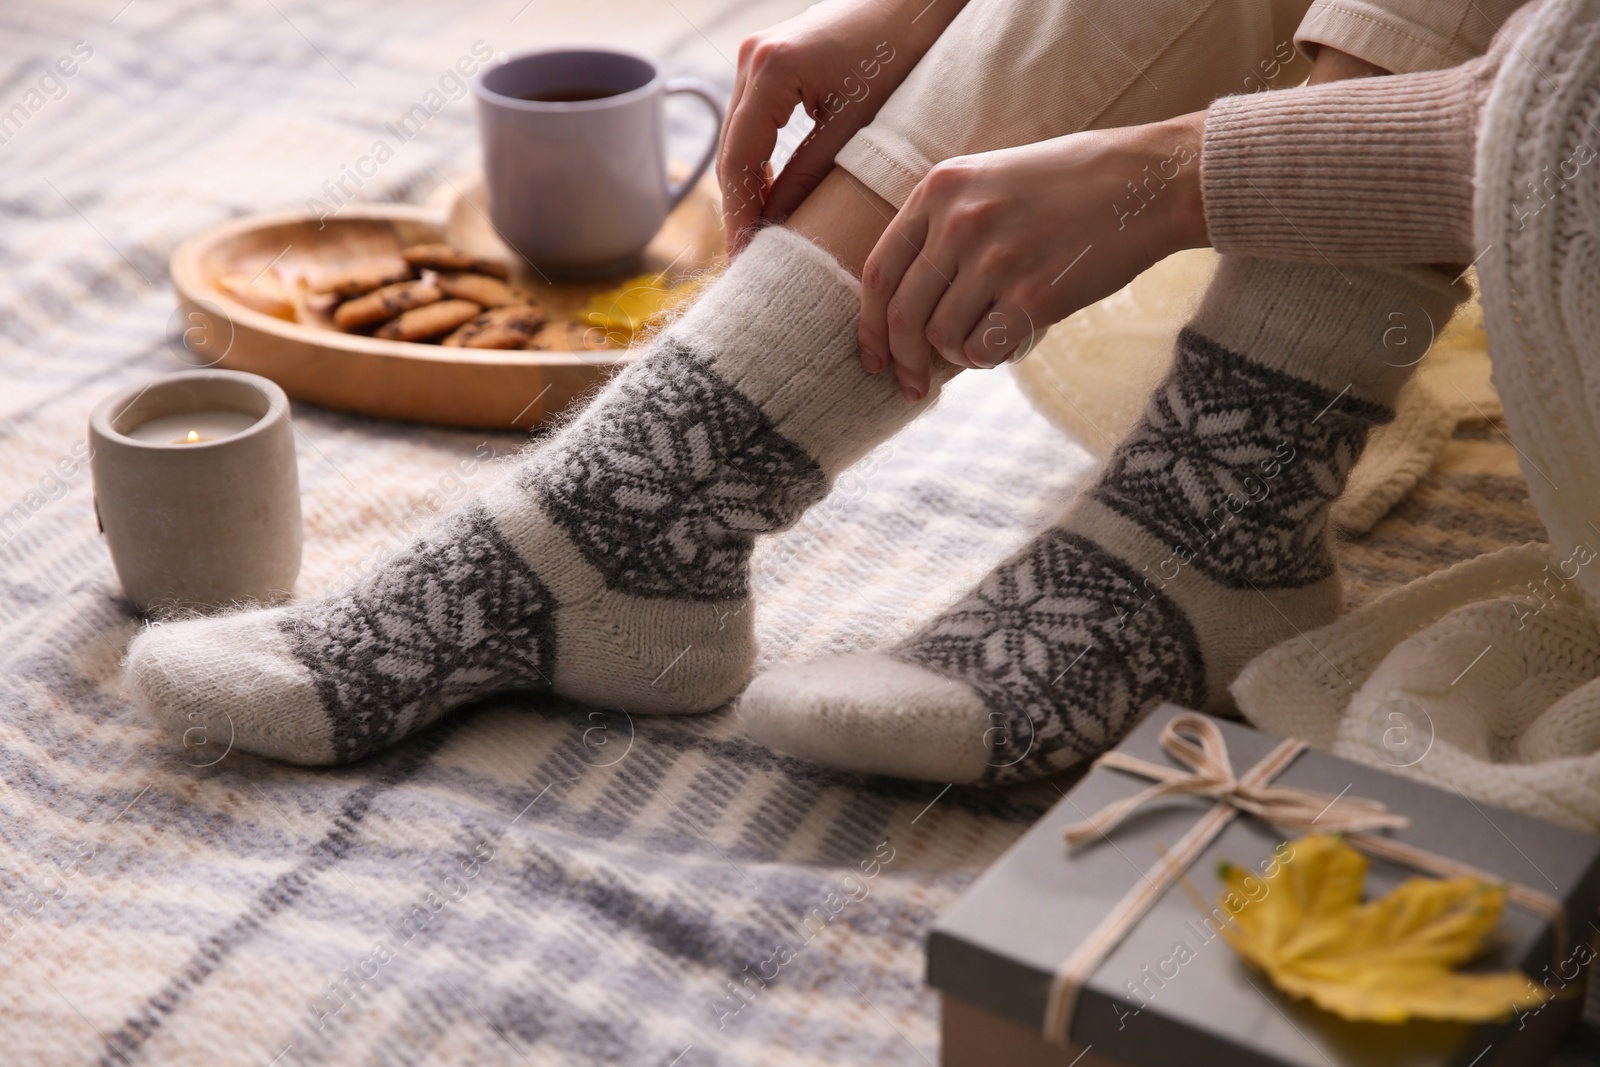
left=474, top=48, right=722, bottom=277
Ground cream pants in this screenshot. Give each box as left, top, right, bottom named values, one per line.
left=836, top=0, right=1527, bottom=208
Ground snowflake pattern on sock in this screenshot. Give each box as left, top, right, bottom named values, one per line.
left=897, top=529, right=1205, bottom=783
left=1093, top=329, right=1391, bottom=590
left=283, top=503, right=556, bottom=762
left=535, top=339, right=829, bottom=601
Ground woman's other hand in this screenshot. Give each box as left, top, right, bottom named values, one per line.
left=859, top=112, right=1209, bottom=399
left=720, top=0, right=969, bottom=255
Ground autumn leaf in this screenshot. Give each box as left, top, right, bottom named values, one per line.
left=576, top=272, right=704, bottom=347
left=1217, top=834, right=1548, bottom=1023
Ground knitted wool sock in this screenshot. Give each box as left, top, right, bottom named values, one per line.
left=127, top=227, right=928, bottom=765
left=739, top=256, right=1466, bottom=784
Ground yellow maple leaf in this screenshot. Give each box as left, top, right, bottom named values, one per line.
left=1217, top=834, right=1548, bottom=1023
left=576, top=272, right=704, bottom=348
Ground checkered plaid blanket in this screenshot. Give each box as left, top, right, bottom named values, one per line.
left=0, top=2, right=1087, bottom=1062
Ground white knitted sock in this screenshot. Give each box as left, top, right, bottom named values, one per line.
left=738, top=256, right=1466, bottom=784
left=126, top=228, right=929, bottom=764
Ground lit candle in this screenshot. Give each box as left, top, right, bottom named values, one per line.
left=90, top=370, right=301, bottom=613
left=121, top=410, right=260, bottom=445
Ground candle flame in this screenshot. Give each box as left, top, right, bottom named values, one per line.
left=186, top=430, right=200, bottom=443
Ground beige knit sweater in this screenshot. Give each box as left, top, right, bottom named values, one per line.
left=1200, top=1, right=1547, bottom=264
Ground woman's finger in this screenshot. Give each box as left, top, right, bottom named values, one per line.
left=723, top=60, right=748, bottom=143
left=884, top=248, right=955, bottom=401
left=718, top=60, right=754, bottom=244
left=719, top=74, right=801, bottom=252
left=961, top=297, right=1038, bottom=369
left=759, top=109, right=863, bottom=226
left=719, top=98, right=780, bottom=252
left=859, top=208, right=928, bottom=375
left=924, top=267, right=997, bottom=370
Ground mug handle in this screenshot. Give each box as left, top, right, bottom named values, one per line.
left=663, top=77, right=725, bottom=212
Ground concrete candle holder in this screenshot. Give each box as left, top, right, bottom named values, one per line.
left=89, top=369, right=301, bottom=613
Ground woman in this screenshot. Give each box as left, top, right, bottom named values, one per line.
left=127, top=0, right=1589, bottom=788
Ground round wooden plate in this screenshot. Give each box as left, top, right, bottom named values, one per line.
left=167, top=176, right=724, bottom=429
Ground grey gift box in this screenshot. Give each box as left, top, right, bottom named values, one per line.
left=929, top=705, right=1600, bottom=1067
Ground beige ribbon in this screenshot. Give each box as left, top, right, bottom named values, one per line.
left=1042, top=712, right=1569, bottom=1046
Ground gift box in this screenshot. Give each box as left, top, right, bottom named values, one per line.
left=929, top=705, right=1600, bottom=1067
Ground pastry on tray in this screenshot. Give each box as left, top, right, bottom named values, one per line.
left=374, top=299, right=483, bottom=342
left=436, top=271, right=524, bottom=308
left=444, top=304, right=548, bottom=349
left=311, top=260, right=414, bottom=298
left=216, top=271, right=297, bottom=320
left=332, top=280, right=442, bottom=328
left=221, top=239, right=694, bottom=352
left=304, top=243, right=545, bottom=347
left=401, top=243, right=510, bottom=279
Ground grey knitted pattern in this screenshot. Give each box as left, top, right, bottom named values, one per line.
left=897, top=529, right=1206, bottom=783
left=533, top=339, right=829, bottom=601
left=276, top=338, right=834, bottom=760
left=1094, top=328, right=1390, bottom=589
left=895, top=326, right=1402, bottom=782
left=283, top=504, right=556, bottom=761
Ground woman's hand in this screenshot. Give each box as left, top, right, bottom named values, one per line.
left=859, top=112, right=1209, bottom=400
left=720, top=0, right=968, bottom=255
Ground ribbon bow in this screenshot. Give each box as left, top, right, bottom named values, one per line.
left=1041, top=712, right=1567, bottom=1047
left=1061, top=713, right=1409, bottom=848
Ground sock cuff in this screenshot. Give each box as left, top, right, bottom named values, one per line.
left=1187, top=256, right=1467, bottom=410
left=666, top=225, right=917, bottom=474
left=672, top=226, right=861, bottom=370
left=753, top=224, right=865, bottom=296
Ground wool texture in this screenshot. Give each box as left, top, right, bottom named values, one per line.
left=126, top=227, right=929, bottom=764
left=1013, top=248, right=1497, bottom=537
left=739, top=256, right=1465, bottom=784
left=1200, top=1, right=1547, bottom=266
left=1476, top=0, right=1600, bottom=607
left=1233, top=543, right=1600, bottom=831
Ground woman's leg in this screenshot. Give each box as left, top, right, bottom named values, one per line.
left=788, top=169, right=895, bottom=277
left=124, top=0, right=1387, bottom=765
left=127, top=197, right=908, bottom=765
left=738, top=25, right=1482, bottom=784
left=835, top=0, right=1316, bottom=211
left=741, top=256, right=1466, bottom=783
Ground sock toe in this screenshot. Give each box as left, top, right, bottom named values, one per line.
left=738, top=654, right=992, bottom=783
left=125, top=611, right=336, bottom=765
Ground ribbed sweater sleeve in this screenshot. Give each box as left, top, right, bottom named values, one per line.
left=1199, top=0, right=1552, bottom=266
left=1199, top=62, right=1490, bottom=265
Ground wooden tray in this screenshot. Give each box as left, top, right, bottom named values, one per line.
left=167, top=176, right=724, bottom=429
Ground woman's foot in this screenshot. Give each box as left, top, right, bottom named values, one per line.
left=127, top=228, right=933, bottom=764
left=738, top=256, right=1467, bottom=783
